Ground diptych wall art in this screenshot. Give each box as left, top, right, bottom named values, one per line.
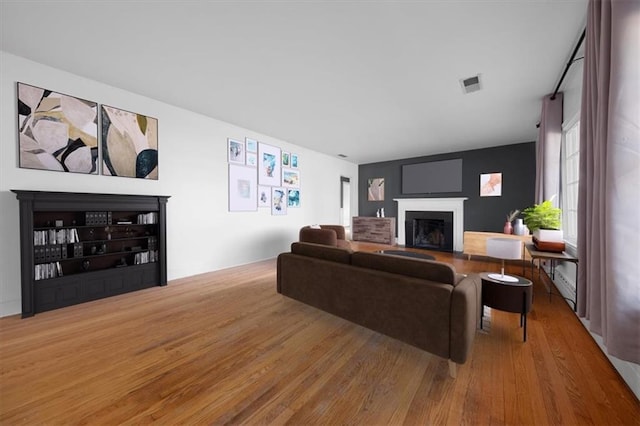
left=101, top=105, right=158, bottom=179
left=228, top=164, right=258, bottom=211
left=17, top=82, right=98, bottom=174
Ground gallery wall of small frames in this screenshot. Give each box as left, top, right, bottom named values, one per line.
left=17, top=82, right=158, bottom=179
left=228, top=137, right=300, bottom=214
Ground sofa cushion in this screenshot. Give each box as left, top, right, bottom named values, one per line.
left=351, top=251, right=456, bottom=285
left=291, top=242, right=352, bottom=264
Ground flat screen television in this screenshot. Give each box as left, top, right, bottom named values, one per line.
left=401, top=158, right=463, bottom=194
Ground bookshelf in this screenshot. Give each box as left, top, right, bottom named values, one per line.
left=12, top=190, right=170, bottom=317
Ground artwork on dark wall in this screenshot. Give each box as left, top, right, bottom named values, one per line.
left=368, top=177, right=385, bottom=201
left=101, top=105, right=158, bottom=179
left=17, top=82, right=98, bottom=174
left=480, top=172, right=502, bottom=196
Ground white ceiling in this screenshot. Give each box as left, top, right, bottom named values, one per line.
left=0, top=0, right=587, bottom=164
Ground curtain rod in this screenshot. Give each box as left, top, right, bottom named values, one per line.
left=551, top=28, right=586, bottom=100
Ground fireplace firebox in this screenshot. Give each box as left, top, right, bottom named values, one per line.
left=405, top=211, right=454, bottom=252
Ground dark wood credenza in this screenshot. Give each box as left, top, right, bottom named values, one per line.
left=13, top=190, right=169, bottom=317
left=352, top=216, right=396, bottom=244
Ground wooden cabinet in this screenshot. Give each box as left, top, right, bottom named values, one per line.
left=352, top=217, right=396, bottom=244
left=13, top=190, right=169, bottom=317
left=463, top=231, right=532, bottom=261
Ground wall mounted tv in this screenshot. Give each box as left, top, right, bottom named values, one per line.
left=401, top=158, right=463, bottom=194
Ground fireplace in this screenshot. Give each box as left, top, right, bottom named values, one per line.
left=394, top=198, right=467, bottom=252
left=405, top=211, right=453, bottom=252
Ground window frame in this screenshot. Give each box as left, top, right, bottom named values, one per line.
left=561, top=113, right=580, bottom=253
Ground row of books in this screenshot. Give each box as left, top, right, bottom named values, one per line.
left=34, top=228, right=80, bottom=246
left=86, top=211, right=112, bottom=225
left=134, top=250, right=158, bottom=265
left=137, top=212, right=158, bottom=224
left=34, top=245, right=68, bottom=263
left=35, top=262, right=63, bottom=281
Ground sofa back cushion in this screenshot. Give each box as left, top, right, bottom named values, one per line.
left=291, top=242, right=352, bottom=264
left=299, top=227, right=338, bottom=246
left=351, top=252, right=456, bottom=285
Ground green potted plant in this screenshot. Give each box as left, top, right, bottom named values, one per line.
left=522, top=198, right=564, bottom=250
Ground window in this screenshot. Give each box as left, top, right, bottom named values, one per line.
left=561, top=116, right=580, bottom=248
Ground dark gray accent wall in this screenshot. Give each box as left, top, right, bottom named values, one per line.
left=359, top=142, right=536, bottom=234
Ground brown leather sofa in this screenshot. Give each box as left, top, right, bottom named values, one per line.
left=299, top=225, right=351, bottom=249
left=277, top=242, right=482, bottom=376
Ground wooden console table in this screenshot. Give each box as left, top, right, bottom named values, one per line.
left=524, top=243, right=579, bottom=311
left=352, top=217, right=396, bottom=244
left=463, top=231, right=532, bottom=261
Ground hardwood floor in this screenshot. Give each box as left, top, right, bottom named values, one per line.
left=1, top=242, right=638, bottom=425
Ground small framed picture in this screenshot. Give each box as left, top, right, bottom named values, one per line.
left=291, top=154, right=299, bottom=168
left=282, top=152, right=290, bottom=167
left=288, top=189, right=300, bottom=208
left=272, top=187, right=288, bottom=216
left=228, top=138, right=245, bottom=164
left=246, top=152, right=257, bottom=167
left=282, top=168, right=300, bottom=188
left=245, top=138, right=258, bottom=153
left=480, top=172, right=502, bottom=197
left=258, top=185, right=271, bottom=208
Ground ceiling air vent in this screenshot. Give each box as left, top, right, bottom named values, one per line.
left=460, top=74, right=482, bottom=94
left=338, top=154, right=348, bottom=158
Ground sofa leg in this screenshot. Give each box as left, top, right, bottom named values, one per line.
left=448, top=360, right=457, bottom=379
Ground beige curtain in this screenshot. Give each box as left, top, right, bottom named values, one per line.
left=535, top=93, right=563, bottom=205
left=578, top=0, right=640, bottom=363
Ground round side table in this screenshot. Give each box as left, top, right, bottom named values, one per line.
left=479, top=272, right=533, bottom=342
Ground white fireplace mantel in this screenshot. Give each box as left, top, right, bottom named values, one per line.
left=394, top=198, right=468, bottom=251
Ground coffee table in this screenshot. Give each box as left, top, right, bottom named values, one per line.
left=480, top=272, right=533, bottom=342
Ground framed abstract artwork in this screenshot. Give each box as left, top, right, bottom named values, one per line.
left=282, top=168, right=300, bottom=188
left=291, top=153, right=299, bottom=168
left=282, top=151, right=290, bottom=167
left=101, top=105, right=158, bottom=179
left=288, top=189, right=301, bottom=208
left=368, top=178, right=384, bottom=201
left=17, top=82, right=98, bottom=174
left=480, top=172, right=502, bottom=197
left=258, top=142, right=281, bottom=186
left=228, top=138, right=245, bottom=164
left=228, top=164, right=257, bottom=211
left=258, top=185, right=271, bottom=208
left=271, top=187, right=287, bottom=216
left=245, top=137, right=258, bottom=153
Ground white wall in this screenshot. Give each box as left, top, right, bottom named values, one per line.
left=0, top=51, right=358, bottom=317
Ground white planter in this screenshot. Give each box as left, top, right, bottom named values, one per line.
left=533, top=229, right=563, bottom=242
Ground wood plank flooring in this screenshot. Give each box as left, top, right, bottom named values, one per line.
left=1, top=242, right=638, bottom=425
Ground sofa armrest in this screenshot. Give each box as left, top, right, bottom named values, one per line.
left=299, top=227, right=338, bottom=246
left=449, top=273, right=482, bottom=364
